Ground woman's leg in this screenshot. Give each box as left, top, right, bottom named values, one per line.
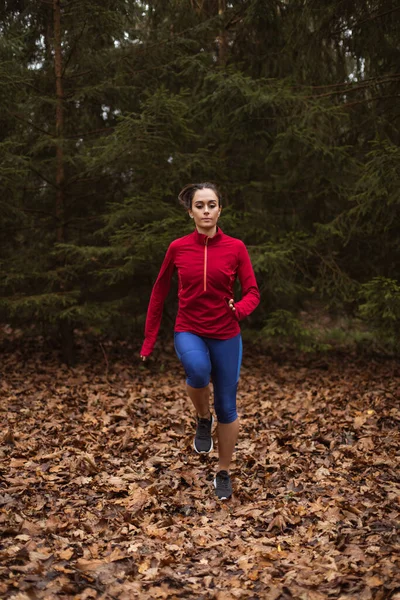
left=186, top=384, right=211, bottom=419
left=216, top=420, right=240, bottom=472
left=207, top=334, right=243, bottom=473
left=174, top=332, right=214, bottom=453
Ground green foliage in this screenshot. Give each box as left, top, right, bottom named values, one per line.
left=249, top=232, right=313, bottom=314
left=358, top=277, right=400, bottom=345
left=0, top=0, right=399, bottom=359
left=261, top=309, right=331, bottom=353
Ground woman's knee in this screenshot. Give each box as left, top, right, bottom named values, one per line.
left=215, top=405, right=238, bottom=424
left=184, top=354, right=211, bottom=388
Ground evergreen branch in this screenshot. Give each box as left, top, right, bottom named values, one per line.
left=21, top=186, right=48, bottom=193
left=62, top=21, right=87, bottom=78
left=224, top=5, right=248, bottom=30
left=120, top=13, right=220, bottom=58
left=61, top=0, right=81, bottom=8
left=356, top=5, right=400, bottom=26
left=21, top=81, right=44, bottom=95
left=29, top=167, right=58, bottom=190
left=64, top=127, right=114, bottom=140
left=331, top=6, right=400, bottom=35
left=295, top=73, right=400, bottom=91
left=2, top=291, right=79, bottom=303
left=64, top=69, right=93, bottom=80
left=22, top=208, right=58, bottom=220
left=0, top=225, right=48, bottom=235
left=62, top=214, right=100, bottom=223
left=305, top=75, right=400, bottom=99
left=344, top=94, right=400, bottom=109
left=62, top=224, right=101, bottom=234
left=9, top=111, right=53, bottom=138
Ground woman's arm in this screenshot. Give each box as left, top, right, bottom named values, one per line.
left=233, top=242, right=260, bottom=320
left=140, top=244, right=176, bottom=357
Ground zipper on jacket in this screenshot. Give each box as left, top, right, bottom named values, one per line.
left=203, top=237, right=208, bottom=291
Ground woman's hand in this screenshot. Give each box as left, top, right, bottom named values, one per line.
left=140, top=355, right=147, bottom=362
left=228, top=299, right=236, bottom=312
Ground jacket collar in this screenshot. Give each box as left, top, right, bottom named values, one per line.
left=193, top=226, right=223, bottom=246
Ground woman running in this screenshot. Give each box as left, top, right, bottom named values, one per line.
left=140, top=183, right=260, bottom=500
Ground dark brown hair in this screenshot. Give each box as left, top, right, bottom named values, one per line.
left=178, top=182, right=222, bottom=210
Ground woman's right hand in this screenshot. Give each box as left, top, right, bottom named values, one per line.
left=140, top=355, right=147, bottom=362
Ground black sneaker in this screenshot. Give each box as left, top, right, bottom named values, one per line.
left=214, top=470, right=233, bottom=500
left=193, top=414, right=214, bottom=454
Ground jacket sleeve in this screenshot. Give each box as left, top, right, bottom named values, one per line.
left=234, top=242, right=260, bottom=321
left=140, top=243, right=175, bottom=357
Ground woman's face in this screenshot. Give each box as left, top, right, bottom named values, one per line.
left=189, top=188, right=221, bottom=234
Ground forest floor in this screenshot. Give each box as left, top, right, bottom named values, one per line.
left=0, top=338, right=399, bottom=600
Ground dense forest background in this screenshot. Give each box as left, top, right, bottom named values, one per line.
left=1, top=0, right=399, bottom=364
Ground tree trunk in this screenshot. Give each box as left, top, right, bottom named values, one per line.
left=53, top=0, right=76, bottom=365
left=54, top=0, right=64, bottom=244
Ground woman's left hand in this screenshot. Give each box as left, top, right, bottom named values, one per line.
left=228, top=299, right=236, bottom=312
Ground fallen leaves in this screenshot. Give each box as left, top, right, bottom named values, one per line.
left=0, top=340, right=399, bottom=599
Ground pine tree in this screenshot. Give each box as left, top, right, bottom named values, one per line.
left=0, top=1, right=139, bottom=363
left=1, top=0, right=399, bottom=357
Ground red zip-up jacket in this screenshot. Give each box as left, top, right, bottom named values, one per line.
left=140, top=227, right=260, bottom=357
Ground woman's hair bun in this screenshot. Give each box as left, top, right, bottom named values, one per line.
left=178, top=182, right=222, bottom=210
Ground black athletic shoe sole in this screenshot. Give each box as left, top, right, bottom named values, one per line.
left=213, top=474, right=233, bottom=500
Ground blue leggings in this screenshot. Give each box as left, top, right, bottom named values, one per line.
left=174, top=332, right=243, bottom=424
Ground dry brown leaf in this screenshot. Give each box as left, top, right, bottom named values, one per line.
left=314, top=466, right=330, bottom=480
left=76, top=589, right=98, bottom=600
left=127, top=486, right=150, bottom=513
left=3, top=428, right=16, bottom=445
left=365, top=575, right=384, bottom=587
left=354, top=414, right=368, bottom=429
left=138, top=558, right=151, bottom=574
left=267, top=513, right=286, bottom=532
left=28, top=548, right=52, bottom=561
left=215, top=591, right=237, bottom=600
left=76, top=558, right=105, bottom=572
left=58, top=547, right=74, bottom=560
left=19, top=520, right=42, bottom=537
left=356, top=436, right=375, bottom=451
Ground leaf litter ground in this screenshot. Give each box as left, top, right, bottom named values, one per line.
left=1, top=339, right=399, bottom=599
